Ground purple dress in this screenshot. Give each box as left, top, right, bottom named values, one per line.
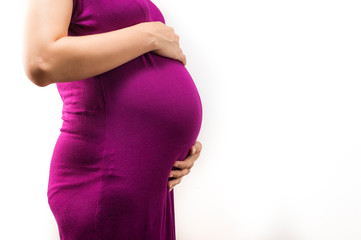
left=46, top=0, right=203, bottom=239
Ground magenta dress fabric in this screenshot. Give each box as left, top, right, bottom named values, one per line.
left=46, top=0, right=203, bottom=239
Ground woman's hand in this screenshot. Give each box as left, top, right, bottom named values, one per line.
left=144, top=21, right=187, bottom=66
left=168, top=140, right=202, bottom=191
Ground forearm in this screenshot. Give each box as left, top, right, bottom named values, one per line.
left=37, top=23, right=156, bottom=86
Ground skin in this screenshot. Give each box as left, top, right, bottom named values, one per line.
left=23, top=0, right=202, bottom=190
left=168, top=141, right=202, bottom=191
left=22, top=0, right=186, bottom=87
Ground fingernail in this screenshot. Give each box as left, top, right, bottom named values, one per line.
left=170, top=174, right=173, bottom=178
left=169, top=187, right=174, bottom=192
left=192, top=147, right=196, bottom=154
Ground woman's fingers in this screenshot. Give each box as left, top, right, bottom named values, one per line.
left=168, top=140, right=201, bottom=179
left=172, top=140, right=202, bottom=169
left=168, top=140, right=202, bottom=191
left=169, top=167, right=191, bottom=179
left=191, top=141, right=202, bottom=154
left=168, top=177, right=183, bottom=191
left=173, top=151, right=198, bottom=170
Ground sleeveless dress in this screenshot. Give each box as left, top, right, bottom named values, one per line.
left=46, top=0, right=203, bottom=239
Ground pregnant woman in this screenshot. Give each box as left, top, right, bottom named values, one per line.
left=22, top=0, right=203, bottom=239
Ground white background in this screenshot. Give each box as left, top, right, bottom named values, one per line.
left=1, top=0, right=361, bottom=239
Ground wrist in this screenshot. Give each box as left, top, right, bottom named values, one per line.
left=135, top=22, right=159, bottom=52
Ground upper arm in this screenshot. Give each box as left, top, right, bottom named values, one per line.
left=22, top=0, right=74, bottom=86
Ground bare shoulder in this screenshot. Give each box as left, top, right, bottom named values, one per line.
left=22, top=0, right=73, bottom=86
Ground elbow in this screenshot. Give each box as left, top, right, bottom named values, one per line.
left=24, top=57, right=52, bottom=87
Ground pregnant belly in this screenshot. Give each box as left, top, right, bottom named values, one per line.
left=99, top=52, right=203, bottom=154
